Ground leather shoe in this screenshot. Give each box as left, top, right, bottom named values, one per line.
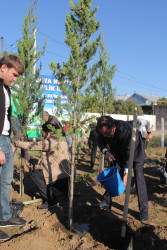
left=91, top=200, right=111, bottom=210
left=0, top=230, right=10, bottom=241
left=140, top=211, right=148, bottom=221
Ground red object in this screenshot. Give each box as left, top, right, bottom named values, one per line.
left=63, top=124, right=67, bottom=133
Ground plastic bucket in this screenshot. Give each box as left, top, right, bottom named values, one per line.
left=97, top=166, right=125, bottom=197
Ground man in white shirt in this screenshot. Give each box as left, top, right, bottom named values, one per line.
left=0, top=55, right=26, bottom=234
left=136, top=118, right=152, bottom=143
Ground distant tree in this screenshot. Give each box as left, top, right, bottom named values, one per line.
left=50, top=0, right=100, bottom=230
left=126, top=100, right=143, bottom=115
left=11, top=0, right=47, bottom=139
left=81, top=94, right=101, bottom=112
left=158, top=97, right=167, bottom=105
left=112, top=100, right=143, bottom=115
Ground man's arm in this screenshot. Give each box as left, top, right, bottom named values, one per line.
left=15, top=140, right=52, bottom=152
left=144, top=119, right=152, bottom=141
left=137, top=118, right=152, bottom=140
left=15, top=141, right=48, bottom=151
left=98, top=134, right=116, bottom=163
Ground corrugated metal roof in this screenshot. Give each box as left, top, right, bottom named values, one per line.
left=128, top=93, right=160, bottom=106
left=114, top=94, right=130, bottom=101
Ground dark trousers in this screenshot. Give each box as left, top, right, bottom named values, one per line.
left=133, top=160, right=148, bottom=213
left=88, top=140, right=98, bottom=166
left=91, top=142, right=98, bottom=166
left=31, top=169, right=69, bottom=203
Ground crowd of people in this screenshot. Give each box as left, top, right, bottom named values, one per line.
left=0, top=54, right=166, bottom=241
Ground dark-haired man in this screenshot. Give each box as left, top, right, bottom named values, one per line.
left=0, top=54, right=26, bottom=231
left=94, top=116, right=148, bottom=221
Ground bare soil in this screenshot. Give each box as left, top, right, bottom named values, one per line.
left=0, top=148, right=167, bottom=250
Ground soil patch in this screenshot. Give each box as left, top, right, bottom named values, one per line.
left=0, top=149, right=167, bottom=250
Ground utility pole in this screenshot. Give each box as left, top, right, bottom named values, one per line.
left=1, top=37, right=3, bottom=57
left=33, top=28, right=36, bottom=74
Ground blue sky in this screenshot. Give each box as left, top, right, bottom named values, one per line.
left=1, top=0, right=167, bottom=97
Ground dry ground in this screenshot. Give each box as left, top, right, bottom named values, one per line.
left=0, top=147, right=167, bottom=250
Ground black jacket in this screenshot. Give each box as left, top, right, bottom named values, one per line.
left=0, top=78, right=12, bottom=136
left=97, top=120, right=146, bottom=170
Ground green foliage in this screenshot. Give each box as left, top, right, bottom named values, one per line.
left=50, top=0, right=100, bottom=134
left=47, top=124, right=64, bottom=141
left=158, top=97, right=167, bottom=104
left=86, top=30, right=116, bottom=115
left=148, top=133, right=167, bottom=148
left=81, top=96, right=143, bottom=115
left=75, top=173, right=96, bottom=182
left=111, top=100, right=143, bottom=115
left=11, top=1, right=47, bottom=139
left=81, top=94, right=101, bottom=112
left=52, top=95, right=65, bottom=116
left=46, top=124, right=66, bottom=152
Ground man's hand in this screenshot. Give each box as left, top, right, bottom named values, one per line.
left=0, top=150, right=6, bottom=165
left=104, top=151, right=115, bottom=162
left=11, top=144, right=16, bottom=154
left=146, top=133, right=152, bottom=141
left=123, top=173, right=128, bottom=187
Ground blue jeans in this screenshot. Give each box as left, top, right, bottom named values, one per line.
left=0, top=135, right=14, bottom=221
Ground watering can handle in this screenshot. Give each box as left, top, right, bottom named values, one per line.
left=110, top=160, right=117, bottom=167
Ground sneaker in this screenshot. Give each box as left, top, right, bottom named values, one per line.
left=37, top=201, right=57, bottom=211
left=0, top=230, right=10, bottom=241
left=90, top=163, right=94, bottom=169
left=160, top=175, right=167, bottom=184
left=91, top=200, right=112, bottom=210
left=0, top=217, right=26, bottom=227
left=157, top=167, right=167, bottom=177
left=157, top=167, right=167, bottom=184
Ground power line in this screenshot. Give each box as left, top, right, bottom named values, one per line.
left=44, top=49, right=68, bottom=60
left=4, top=37, right=23, bottom=52
left=3, top=34, right=167, bottom=95
left=113, top=79, right=164, bottom=94
left=4, top=42, right=17, bottom=51
left=38, top=31, right=68, bottom=48
left=7, top=45, right=18, bottom=53
left=117, top=70, right=167, bottom=92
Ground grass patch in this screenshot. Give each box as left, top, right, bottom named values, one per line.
left=75, top=173, right=97, bottom=182
left=148, top=133, right=167, bottom=148
left=146, top=147, right=166, bottom=158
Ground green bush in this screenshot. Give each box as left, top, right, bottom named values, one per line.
left=149, top=133, right=167, bottom=148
